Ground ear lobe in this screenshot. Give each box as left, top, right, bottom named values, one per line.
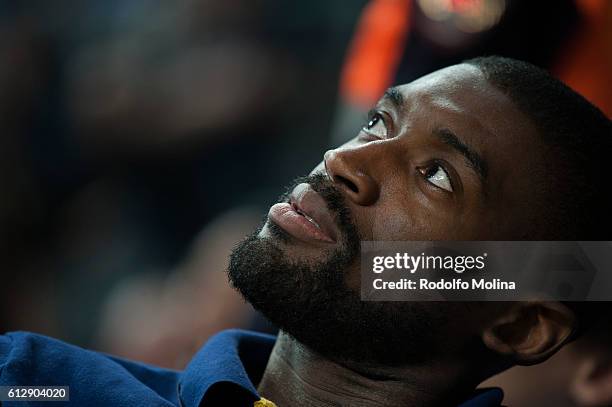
left=482, top=301, right=576, bottom=365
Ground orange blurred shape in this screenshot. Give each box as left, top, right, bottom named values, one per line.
left=554, top=0, right=612, bottom=117
left=340, top=0, right=413, bottom=109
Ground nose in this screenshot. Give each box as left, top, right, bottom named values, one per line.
left=324, top=148, right=380, bottom=206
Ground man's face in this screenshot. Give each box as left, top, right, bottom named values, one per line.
left=229, top=64, right=551, bottom=365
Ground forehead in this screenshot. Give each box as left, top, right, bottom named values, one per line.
left=394, top=64, right=535, bottom=146
left=392, top=64, right=544, bottom=181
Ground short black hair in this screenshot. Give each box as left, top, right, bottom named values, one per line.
left=465, top=56, right=612, bottom=239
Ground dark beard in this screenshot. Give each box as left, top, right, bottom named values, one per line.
left=228, top=173, right=448, bottom=366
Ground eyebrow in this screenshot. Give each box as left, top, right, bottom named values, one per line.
left=434, top=128, right=488, bottom=181
left=382, top=87, right=404, bottom=109
left=381, top=86, right=488, bottom=181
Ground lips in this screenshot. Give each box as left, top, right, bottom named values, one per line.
left=268, top=183, right=339, bottom=244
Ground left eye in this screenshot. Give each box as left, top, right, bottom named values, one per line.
left=363, top=113, right=387, bottom=138
left=420, top=164, right=453, bottom=192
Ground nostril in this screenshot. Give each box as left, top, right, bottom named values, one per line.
left=335, top=175, right=359, bottom=194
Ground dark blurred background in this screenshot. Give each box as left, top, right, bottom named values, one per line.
left=0, top=0, right=367, bottom=350
left=0, top=1, right=610, bottom=405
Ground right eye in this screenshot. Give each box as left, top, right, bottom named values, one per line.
left=419, top=163, right=453, bottom=192
left=363, top=113, right=387, bottom=138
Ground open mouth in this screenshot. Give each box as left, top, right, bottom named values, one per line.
left=292, top=202, right=322, bottom=230
left=266, top=183, right=338, bottom=244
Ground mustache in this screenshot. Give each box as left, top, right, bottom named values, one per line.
left=277, top=173, right=360, bottom=243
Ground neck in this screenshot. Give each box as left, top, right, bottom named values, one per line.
left=258, top=331, right=480, bottom=407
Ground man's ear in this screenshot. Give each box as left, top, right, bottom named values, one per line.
left=482, top=301, right=576, bottom=365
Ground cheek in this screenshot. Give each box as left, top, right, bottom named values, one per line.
left=368, top=195, right=459, bottom=240
left=369, top=202, right=429, bottom=240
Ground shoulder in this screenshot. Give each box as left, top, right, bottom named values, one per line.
left=458, top=388, right=504, bottom=407
left=0, top=332, right=179, bottom=406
